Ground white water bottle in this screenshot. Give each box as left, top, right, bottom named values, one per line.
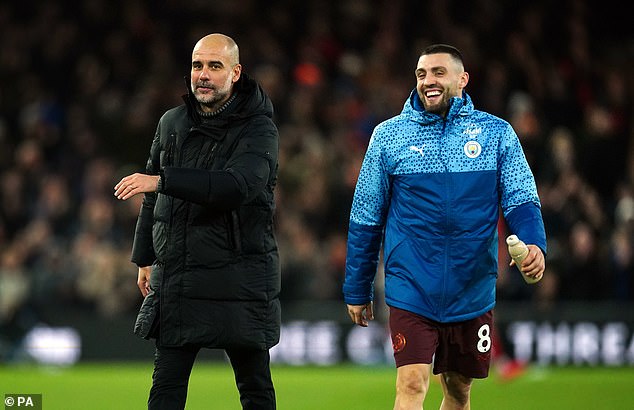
left=506, top=235, right=540, bottom=284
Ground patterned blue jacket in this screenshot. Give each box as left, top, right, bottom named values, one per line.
left=343, top=90, right=546, bottom=323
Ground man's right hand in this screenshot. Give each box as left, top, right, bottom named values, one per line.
left=347, top=302, right=374, bottom=327
left=138, top=266, right=152, bottom=297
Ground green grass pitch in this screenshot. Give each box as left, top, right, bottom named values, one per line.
left=2, top=362, right=634, bottom=409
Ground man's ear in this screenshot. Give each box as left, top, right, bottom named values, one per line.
left=459, top=71, right=469, bottom=90
left=232, top=64, right=242, bottom=83
left=458, top=71, right=469, bottom=89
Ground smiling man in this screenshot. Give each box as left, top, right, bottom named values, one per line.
left=415, top=47, right=469, bottom=116
left=343, top=44, right=546, bottom=409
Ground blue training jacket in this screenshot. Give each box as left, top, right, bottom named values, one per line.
left=343, top=90, right=546, bottom=323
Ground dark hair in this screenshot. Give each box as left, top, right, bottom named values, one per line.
left=420, top=44, right=464, bottom=68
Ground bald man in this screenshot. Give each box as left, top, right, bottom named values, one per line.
left=115, top=33, right=281, bottom=409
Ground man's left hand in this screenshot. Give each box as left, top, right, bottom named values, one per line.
left=114, top=173, right=160, bottom=200
left=518, top=244, right=546, bottom=282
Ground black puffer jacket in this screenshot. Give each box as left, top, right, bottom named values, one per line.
left=130, top=73, right=280, bottom=350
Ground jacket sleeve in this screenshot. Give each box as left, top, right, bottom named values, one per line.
left=160, top=116, right=278, bottom=210
left=343, top=130, right=390, bottom=304
left=498, top=123, right=547, bottom=255
left=130, top=122, right=161, bottom=267
left=505, top=202, right=546, bottom=255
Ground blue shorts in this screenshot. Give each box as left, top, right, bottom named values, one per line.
left=388, top=306, right=493, bottom=378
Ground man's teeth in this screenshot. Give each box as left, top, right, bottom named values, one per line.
left=426, top=90, right=441, bottom=97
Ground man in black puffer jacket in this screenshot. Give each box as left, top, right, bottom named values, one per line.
left=114, top=33, right=280, bottom=410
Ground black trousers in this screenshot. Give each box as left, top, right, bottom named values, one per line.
left=148, top=343, right=276, bottom=410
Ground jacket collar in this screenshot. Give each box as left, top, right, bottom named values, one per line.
left=182, top=72, right=273, bottom=125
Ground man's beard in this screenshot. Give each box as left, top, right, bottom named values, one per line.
left=421, top=92, right=450, bottom=115
left=193, top=83, right=230, bottom=111
left=195, top=89, right=227, bottom=108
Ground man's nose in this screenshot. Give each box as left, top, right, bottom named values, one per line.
left=199, top=66, right=210, bottom=80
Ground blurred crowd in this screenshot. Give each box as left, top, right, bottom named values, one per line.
left=0, top=0, right=632, bottom=357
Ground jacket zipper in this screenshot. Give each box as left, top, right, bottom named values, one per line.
left=440, top=119, right=449, bottom=321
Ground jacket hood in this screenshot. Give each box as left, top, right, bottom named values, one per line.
left=183, top=72, right=274, bottom=124
left=402, top=89, right=474, bottom=124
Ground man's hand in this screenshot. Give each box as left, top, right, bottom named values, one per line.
left=137, top=266, right=152, bottom=297
left=114, top=173, right=160, bottom=200
left=347, top=302, right=374, bottom=327
left=510, top=244, right=545, bottom=282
